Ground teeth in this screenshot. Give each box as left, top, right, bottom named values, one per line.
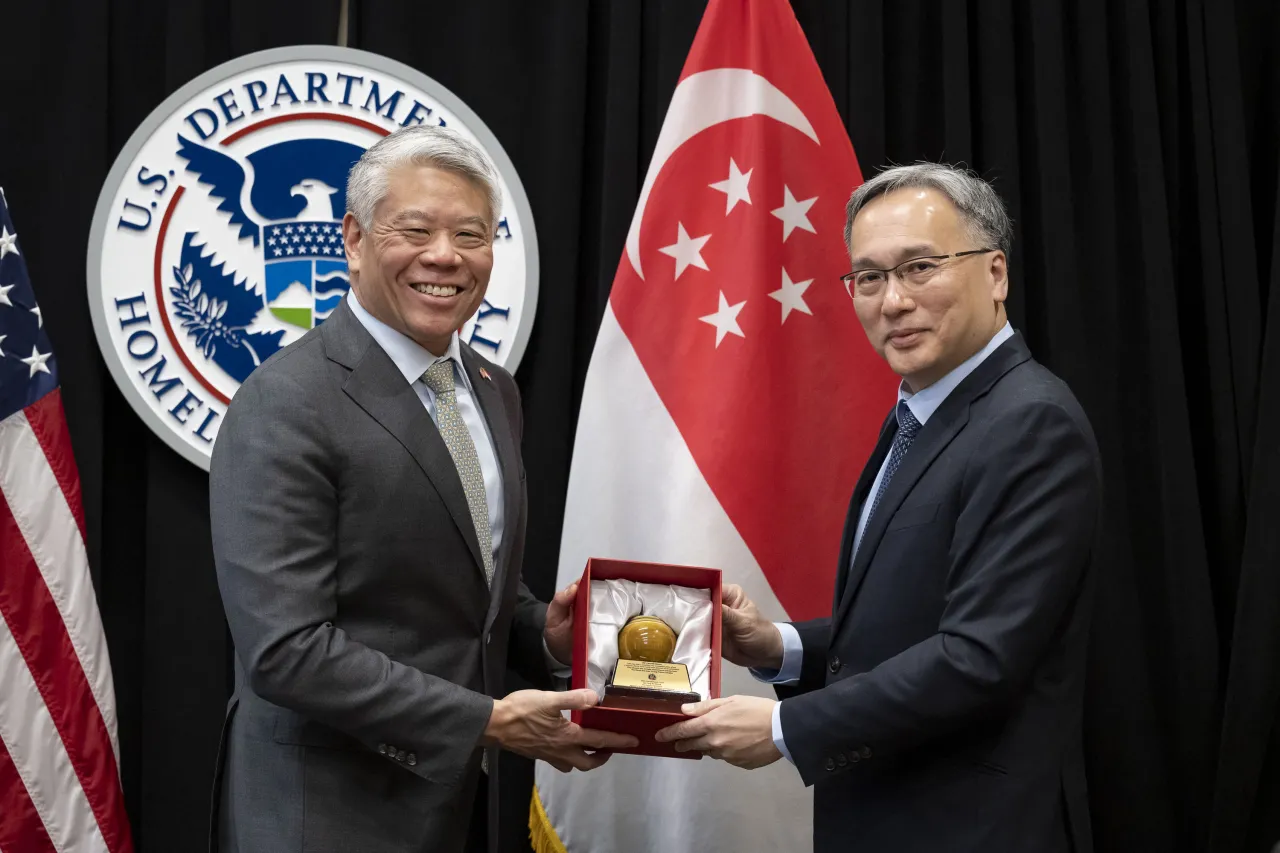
left=413, top=283, right=458, bottom=297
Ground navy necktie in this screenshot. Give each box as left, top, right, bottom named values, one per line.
left=864, top=401, right=923, bottom=533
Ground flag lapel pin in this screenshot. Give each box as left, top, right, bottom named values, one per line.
left=479, top=367, right=492, bottom=382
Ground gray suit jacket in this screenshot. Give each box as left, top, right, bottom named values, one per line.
left=209, top=298, right=551, bottom=853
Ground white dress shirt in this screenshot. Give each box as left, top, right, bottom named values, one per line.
left=757, top=322, right=1015, bottom=763
left=346, top=290, right=504, bottom=562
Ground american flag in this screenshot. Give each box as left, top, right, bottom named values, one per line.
left=0, top=189, right=133, bottom=852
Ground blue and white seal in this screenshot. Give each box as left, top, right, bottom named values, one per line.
left=88, top=46, right=538, bottom=470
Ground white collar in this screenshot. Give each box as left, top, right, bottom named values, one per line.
left=345, top=289, right=469, bottom=390
left=898, top=322, right=1014, bottom=425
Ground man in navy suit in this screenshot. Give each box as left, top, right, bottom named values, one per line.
left=658, top=163, right=1102, bottom=853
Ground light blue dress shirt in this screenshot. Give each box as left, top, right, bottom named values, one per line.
left=346, top=290, right=504, bottom=562
left=757, top=322, right=1015, bottom=763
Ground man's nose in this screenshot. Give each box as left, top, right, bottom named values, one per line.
left=880, top=276, right=912, bottom=315
left=418, top=233, right=459, bottom=265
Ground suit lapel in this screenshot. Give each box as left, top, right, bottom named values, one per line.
left=324, top=303, right=488, bottom=581
left=833, top=334, right=1034, bottom=629
left=833, top=411, right=897, bottom=610
left=834, top=403, right=971, bottom=626
left=460, top=348, right=522, bottom=629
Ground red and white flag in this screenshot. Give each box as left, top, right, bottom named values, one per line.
left=0, top=190, right=134, bottom=853
left=530, top=1, right=897, bottom=850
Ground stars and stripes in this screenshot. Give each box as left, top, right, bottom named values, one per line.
left=0, top=190, right=134, bottom=853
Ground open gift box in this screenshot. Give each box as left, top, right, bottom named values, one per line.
left=571, top=558, right=722, bottom=760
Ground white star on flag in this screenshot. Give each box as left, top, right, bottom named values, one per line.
left=658, top=222, right=712, bottom=280
left=0, top=226, right=18, bottom=259
left=769, top=268, right=814, bottom=322
left=31, top=305, right=42, bottom=328
left=20, top=344, right=52, bottom=378
left=0, top=282, right=13, bottom=307
left=709, top=158, right=753, bottom=214
left=698, top=291, right=746, bottom=347
left=771, top=186, right=817, bottom=241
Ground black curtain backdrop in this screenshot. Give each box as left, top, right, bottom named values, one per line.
left=3, top=1, right=1278, bottom=851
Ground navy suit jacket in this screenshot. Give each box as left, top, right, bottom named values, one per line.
left=778, top=333, right=1102, bottom=853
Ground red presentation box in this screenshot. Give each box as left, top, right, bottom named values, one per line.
left=571, top=558, right=723, bottom=760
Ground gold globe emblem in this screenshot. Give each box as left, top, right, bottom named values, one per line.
left=617, top=615, right=677, bottom=663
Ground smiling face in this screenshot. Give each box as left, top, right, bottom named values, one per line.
left=847, top=187, right=1008, bottom=392
left=343, top=164, right=494, bottom=355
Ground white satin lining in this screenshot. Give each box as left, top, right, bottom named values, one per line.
left=586, top=580, right=713, bottom=701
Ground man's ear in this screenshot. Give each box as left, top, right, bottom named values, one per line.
left=989, top=250, right=1009, bottom=305
left=342, top=213, right=363, bottom=278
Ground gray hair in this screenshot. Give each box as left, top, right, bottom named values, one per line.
left=345, top=125, right=502, bottom=233
left=843, top=163, right=1012, bottom=257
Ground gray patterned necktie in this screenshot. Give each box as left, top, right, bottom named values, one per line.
left=422, top=360, right=494, bottom=586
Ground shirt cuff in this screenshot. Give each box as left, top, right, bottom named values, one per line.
left=749, top=622, right=803, bottom=684
left=772, top=701, right=794, bottom=765
left=543, top=638, right=572, bottom=679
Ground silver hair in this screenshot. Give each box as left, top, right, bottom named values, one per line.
left=345, top=125, right=502, bottom=233
left=843, top=163, right=1012, bottom=257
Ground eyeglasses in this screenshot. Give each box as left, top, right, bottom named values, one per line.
left=841, top=248, right=998, bottom=297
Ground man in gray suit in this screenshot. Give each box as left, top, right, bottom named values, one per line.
left=210, top=125, right=635, bottom=853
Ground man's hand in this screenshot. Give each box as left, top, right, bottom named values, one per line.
left=720, top=584, right=784, bottom=670
left=482, top=688, right=638, bottom=772
left=543, top=581, right=577, bottom=667
left=654, top=695, right=782, bottom=769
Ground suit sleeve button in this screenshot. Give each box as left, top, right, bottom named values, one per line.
left=407, top=753, right=417, bottom=766
left=825, top=758, right=836, bottom=771
left=378, top=744, right=388, bottom=755
left=836, top=754, right=848, bottom=766
left=828, top=656, right=841, bottom=673
left=860, top=745, right=872, bottom=758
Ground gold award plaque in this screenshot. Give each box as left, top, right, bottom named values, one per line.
left=611, top=659, right=693, bottom=693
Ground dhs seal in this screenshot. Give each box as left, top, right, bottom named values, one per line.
left=88, top=46, right=538, bottom=470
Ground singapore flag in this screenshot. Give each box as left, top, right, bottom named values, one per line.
left=531, top=1, right=898, bottom=851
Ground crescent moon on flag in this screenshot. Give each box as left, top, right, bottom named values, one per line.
left=625, top=68, right=820, bottom=280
